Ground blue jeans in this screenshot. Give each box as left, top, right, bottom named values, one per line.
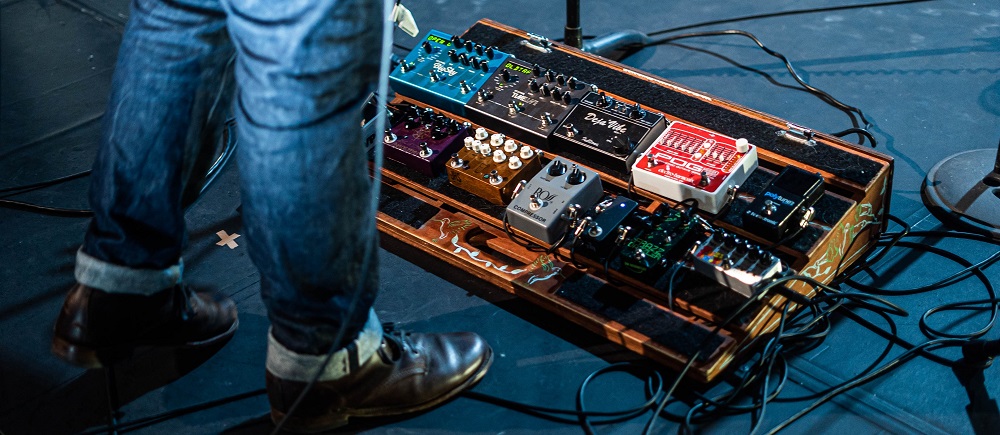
left=78, top=0, right=384, bottom=355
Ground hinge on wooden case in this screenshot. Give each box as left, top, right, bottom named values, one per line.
left=521, top=33, right=553, bottom=53
left=776, top=123, right=817, bottom=146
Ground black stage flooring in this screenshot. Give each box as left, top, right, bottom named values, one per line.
left=2, top=1, right=998, bottom=433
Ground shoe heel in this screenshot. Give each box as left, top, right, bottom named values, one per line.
left=51, top=337, right=132, bottom=369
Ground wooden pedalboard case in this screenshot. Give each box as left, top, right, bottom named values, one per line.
left=374, top=19, right=893, bottom=382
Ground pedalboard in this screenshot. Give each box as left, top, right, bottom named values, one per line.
left=445, top=129, right=543, bottom=205
left=389, top=30, right=509, bottom=116
left=632, top=122, right=759, bottom=214
left=383, top=105, right=469, bottom=176
left=505, top=158, right=604, bottom=245
left=552, top=91, right=666, bottom=176
left=463, top=57, right=590, bottom=149
left=743, top=166, right=825, bottom=242
left=689, top=229, right=784, bottom=298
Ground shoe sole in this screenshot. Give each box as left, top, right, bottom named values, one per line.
left=271, top=346, right=495, bottom=433
left=51, top=317, right=240, bottom=369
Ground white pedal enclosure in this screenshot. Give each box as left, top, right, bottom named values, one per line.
left=631, top=122, right=758, bottom=214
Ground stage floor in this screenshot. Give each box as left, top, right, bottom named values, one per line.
left=2, top=1, right=998, bottom=433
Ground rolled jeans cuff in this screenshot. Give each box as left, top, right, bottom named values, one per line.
left=266, top=308, right=383, bottom=382
left=74, top=248, right=183, bottom=295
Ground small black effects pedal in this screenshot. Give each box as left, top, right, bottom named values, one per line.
left=743, top=166, right=824, bottom=243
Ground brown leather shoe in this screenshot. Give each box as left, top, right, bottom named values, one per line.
left=52, top=283, right=239, bottom=369
left=266, top=328, right=493, bottom=433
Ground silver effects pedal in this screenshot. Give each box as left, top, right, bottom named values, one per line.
left=505, top=158, right=604, bottom=245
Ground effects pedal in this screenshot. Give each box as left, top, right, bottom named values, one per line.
left=445, top=129, right=543, bottom=205
left=743, top=166, right=824, bottom=242
left=383, top=106, right=469, bottom=176
left=632, top=122, right=759, bottom=214
left=390, top=30, right=509, bottom=116
left=463, top=58, right=590, bottom=149
left=688, top=229, right=783, bottom=298
left=505, top=158, right=604, bottom=245
left=618, top=207, right=700, bottom=278
left=571, top=195, right=640, bottom=262
left=552, top=91, right=666, bottom=176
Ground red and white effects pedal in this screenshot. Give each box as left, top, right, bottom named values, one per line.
left=631, top=121, right=758, bottom=214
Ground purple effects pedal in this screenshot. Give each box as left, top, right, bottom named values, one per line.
left=383, top=106, right=469, bottom=176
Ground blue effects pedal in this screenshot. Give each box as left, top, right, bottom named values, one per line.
left=390, top=30, right=509, bottom=116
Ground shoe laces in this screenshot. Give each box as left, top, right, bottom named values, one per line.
left=174, top=284, right=196, bottom=321
left=380, top=322, right=417, bottom=361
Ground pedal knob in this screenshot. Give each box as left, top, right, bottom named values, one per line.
left=448, top=49, right=459, bottom=62
left=475, top=127, right=489, bottom=140
left=545, top=69, right=557, bottom=82
left=532, top=64, right=542, bottom=76
left=562, top=91, right=572, bottom=104
left=556, top=74, right=566, bottom=86
left=485, top=46, right=496, bottom=59
left=475, top=43, right=484, bottom=56
left=548, top=160, right=567, bottom=176
left=508, top=156, right=523, bottom=170
left=501, top=69, right=512, bottom=82
left=567, top=76, right=578, bottom=88
left=567, top=164, right=586, bottom=185
left=551, top=88, right=562, bottom=101
left=490, top=133, right=505, bottom=147
left=449, top=153, right=465, bottom=168
left=519, top=146, right=535, bottom=160
left=629, top=103, right=645, bottom=119
left=399, top=61, right=412, bottom=73
left=493, top=149, right=507, bottom=163
left=418, top=142, right=432, bottom=157
left=736, top=138, right=750, bottom=153
left=421, top=40, right=433, bottom=54
left=464, top=136, right=475, bottom=149
left=596, top=92, right=611, bottom=107
left=458, top=53, right=469, bottom=65
left=529, top=80, right=541, bottom=93
left=504, top=139, right=519, bottom=153
left=541, top=83, right=551, bottom=96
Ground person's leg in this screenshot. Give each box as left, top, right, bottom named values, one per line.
left=223, top=0, right=491, bottom=430
left=52, top=0, right=239, bottom=368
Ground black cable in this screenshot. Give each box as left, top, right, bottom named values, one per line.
left=78, top=389, right=266, bottom=435
left=831, top=128, right=878, bottom=148
left=0, top=199, right=93, bottom=217
left=0, top=170, right=91, bottom=195
left=762, top=338, right=967, bottom=434
left=642, top=29, right=871, bottom=133
left=647, top=0, right=933, bottom=37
